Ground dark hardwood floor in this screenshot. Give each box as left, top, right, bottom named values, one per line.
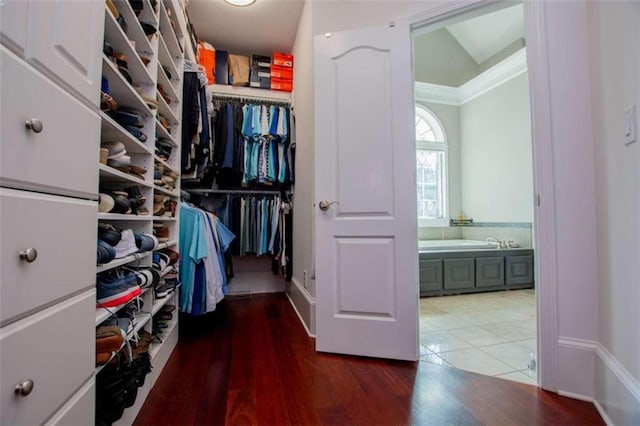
left=134, top=293, right=603, bottom=425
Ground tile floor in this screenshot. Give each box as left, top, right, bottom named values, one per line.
left=419, top=289, right=537, bottom=385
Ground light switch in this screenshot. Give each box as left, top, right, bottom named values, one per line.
left=625, top=105, right=636, bottom=145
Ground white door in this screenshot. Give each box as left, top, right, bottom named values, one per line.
left=314, top=22, right=419, bottom=360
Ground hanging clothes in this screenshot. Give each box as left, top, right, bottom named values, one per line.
left=210, top=100, right=295, bottom=189
left=214, top=193, right=293, bottom=281
left=179, top=202, right=235, bottom=315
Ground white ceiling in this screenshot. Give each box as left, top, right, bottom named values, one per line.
left=186, top=0, right=305, bottom=56
left=445, top=4, right=524, bottom=64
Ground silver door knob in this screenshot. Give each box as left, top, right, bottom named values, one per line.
left=25, top=118, right=43, bottom=133
left=19, top=248, right=38, bottom=263
left=14, top=379, right=34, bottom=397
left=319, top=200, right=339, bottom=211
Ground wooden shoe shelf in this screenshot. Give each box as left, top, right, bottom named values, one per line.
left=96, top=0, right=186, bottom=424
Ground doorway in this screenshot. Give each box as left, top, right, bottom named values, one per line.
left=412, top=3, right=538, bottom=385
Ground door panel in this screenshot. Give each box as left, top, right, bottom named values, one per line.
left=315, top=22, right=418, bottom=360
left=334, top=48, right=394, bottom=216
left=28, top=0, right=104, bottom=105
left=335, top=237, right=395, bottom=317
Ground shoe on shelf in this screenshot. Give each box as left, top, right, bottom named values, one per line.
left=113, top=229, right=139, bottom=259
left=98, top=223, right=121, bottom=246
left=96, top=270, right=142, bottom=308
left=153, top=224, right=170, bottom=242
left=161, top=248, right=179, bottom=265
left=134, top=232, right=158, bottom=253
left=154, top=282, right=173, bottom=298
left=97, top=239, right=117, bottom=265
left=99, top=193, right=115, bottom=213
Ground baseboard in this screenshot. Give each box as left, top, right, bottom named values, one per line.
left=556, top=337, right=598, bottom=398
left=593, top=400, right=614, bottom=426
left=594, top=342, right=640, bottom=402
left=557, top=390, right=593, bottom=402
left=557, top=337, right=640, bottom=424
left=593, top=342, right=640, bottom=425
left=286, top=278, right=316, bottom=338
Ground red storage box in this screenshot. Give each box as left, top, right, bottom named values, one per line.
left=272, top=52, right=293, bottom=68
left=271, top=77, right=292, bottom=92
left=270, top=65, right=293, bottom=80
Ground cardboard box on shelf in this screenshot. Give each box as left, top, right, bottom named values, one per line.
left=197, top=41, right=215, bottom=84
left=229, top=54, right=250, bottom=86
left=249, top=74, right=271, bottom=89
left=270, top=77, right=292, bottom=92
left=251, top=66, right=271, bottom=79
left=270, top=65, right=293, bottom=80
left=215, top=50, right=229, bottom=85
left=272, top=52, right=293, bottom=68
left=251, top=54, right=271, bottom=69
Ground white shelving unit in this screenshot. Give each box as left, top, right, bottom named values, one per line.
left=97, top=1, right=185, bottom=424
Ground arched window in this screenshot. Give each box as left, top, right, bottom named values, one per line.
left=415, top=105, right=448, bottom=225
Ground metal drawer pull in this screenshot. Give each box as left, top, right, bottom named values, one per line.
left=19, top=248, right=38, bottom=263
left=14, top=380, right=34, bottom=397
left=319, top=200, right=339, bottom=211
left=25, top=118, right=43, bottom=133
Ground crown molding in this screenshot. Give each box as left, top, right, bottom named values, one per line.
left=414, top=48, right=527, bottom=106
left=414, top=81, right=460, bottom=105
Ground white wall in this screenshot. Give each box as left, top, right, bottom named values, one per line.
left=291, top=1, right=315, bottom=304
left=587, top=1, right=640, bottom=422
left=414, top=29, right=478, bottom=86
left=459, top=72, right=533, bottom=223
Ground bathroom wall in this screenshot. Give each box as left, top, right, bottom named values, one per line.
left=460, top=72, right=534, bottom=223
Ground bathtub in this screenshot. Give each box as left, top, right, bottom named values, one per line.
left=418, top=239, right=499, bottom=252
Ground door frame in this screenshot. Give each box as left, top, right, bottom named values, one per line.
left=405, top=0, right=558, bottom=391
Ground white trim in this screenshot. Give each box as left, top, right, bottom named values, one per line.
left=557, top=336, right=599, bottom=351
left=286, top=278, right=316, bottom=338
left=523, top=0, right=559, bottom=393
left=556, top=337, right=640, bottom=417
left=414, top=48, right=527, bottom=106
left=595, top=342, right=640, bottom=403
left=557, top=390, right=594, bottom=403
left=459, top=48, right=527, bottom=103
left=415, top=82, right=460, bottom=105
left=593, top=400, right=615, bottom=426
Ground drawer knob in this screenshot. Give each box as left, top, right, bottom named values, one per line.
left=24, top=118, right=43, bottom=133
left=14, top=380, right=34, bottom=397
left=19, top=248, right=38, bottom=263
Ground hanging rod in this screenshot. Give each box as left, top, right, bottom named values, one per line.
left=185, top=189, right=286, bottom=195
left=210, top=93, right=291, bottom=106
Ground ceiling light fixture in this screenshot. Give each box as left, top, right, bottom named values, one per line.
left=224, top=0, right=256, bottom=6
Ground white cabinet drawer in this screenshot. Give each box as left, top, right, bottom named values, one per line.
left=0, top=0, right=30, bottom=55
left=0, top=46, right=99, bottom=199
left=45, top=378, right=95, bottom=426
left=0, top=291, right=95, bottom=426
left=0, top=188, right=97, bottom=324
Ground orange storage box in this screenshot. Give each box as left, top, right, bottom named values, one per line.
left=272, top=52, right=293, bottom=68
left=197, top=41, right=215, bottom=84
left=271, top=77, right=292, bottom=92
left=270, top=65, right=293, bottom=80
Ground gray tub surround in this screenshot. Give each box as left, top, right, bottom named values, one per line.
left=419, top=248, right=534, bottom=296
